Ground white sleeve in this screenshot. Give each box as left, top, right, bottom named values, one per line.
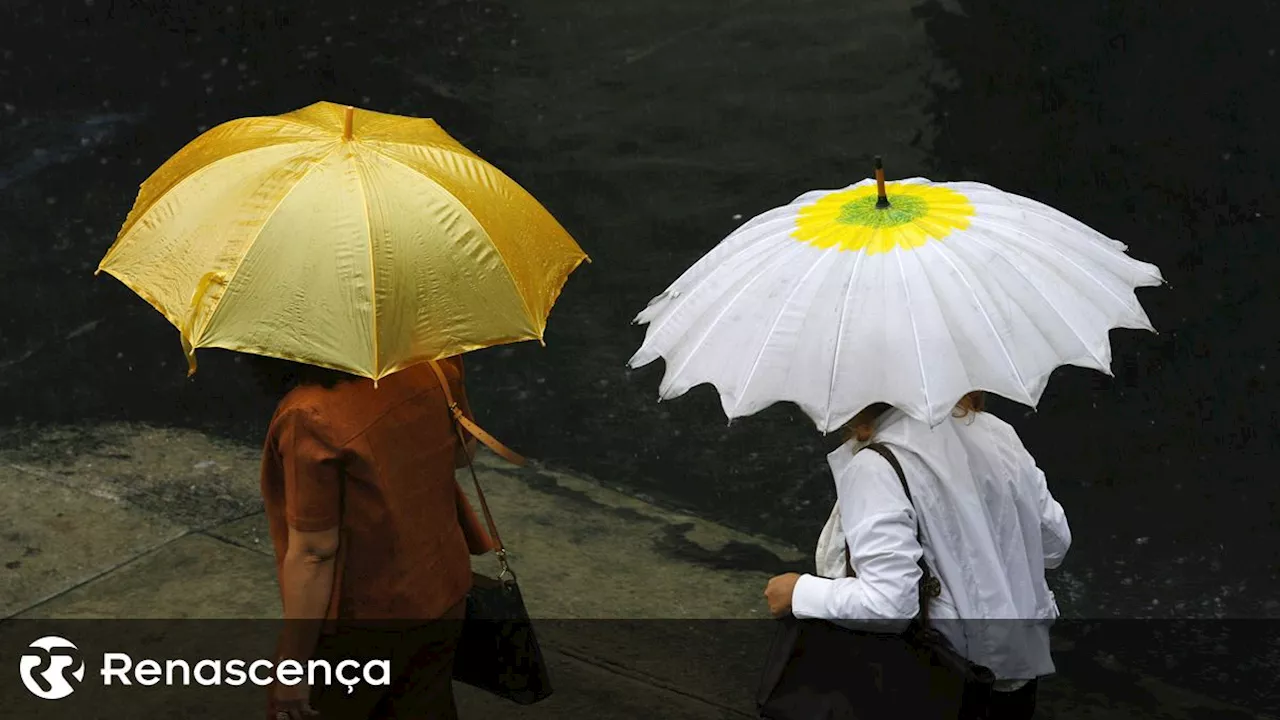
left=791, top=452, right=922, bottom=632
left=1031, top=465, right=1071, bottom=569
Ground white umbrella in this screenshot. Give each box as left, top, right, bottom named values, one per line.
left=628, top=160, right=1164, bottom=431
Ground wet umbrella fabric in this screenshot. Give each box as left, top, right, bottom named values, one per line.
left=97, top=101, right=588, bottom=379
left=629, top=174, right=1162, bottom=430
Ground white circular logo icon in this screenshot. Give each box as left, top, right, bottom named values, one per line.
left=19, top=636, right=85, bottom=700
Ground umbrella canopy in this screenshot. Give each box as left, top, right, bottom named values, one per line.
left=629, top=164, right=1163, bottom=431
left=97, top=101, right=587, bottom=379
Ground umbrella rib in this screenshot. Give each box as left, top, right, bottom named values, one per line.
left=1002, top=197, right=1132, bottom=253
left=893, top=228, right=932, bottom=419
left=822, top=247, right=866, bottom=431
left=363, top=137, right=482, bottom=159
left=106, top=142, right=332, bottom=265
left=660, top=244, right=792, bottom=397
left=351, top=151, right=380, bottom=378
left=191, top=143, right=344, bottom=344
left=962, top=228, right=1110, bottom=370
left=368, top=150, right=538, bottom=333
left=731, top=246, right=835, bottom=416
left=642, top=221, right=800, bottom=343
left=926, top=240, right=1032, bottom=402
left=972, top=216, right=1142, bottom=319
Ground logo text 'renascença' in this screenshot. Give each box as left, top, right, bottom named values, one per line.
left=100, top=654, right=391, bottom=695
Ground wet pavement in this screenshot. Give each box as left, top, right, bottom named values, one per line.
left=1, top=0, right=1278, bottom=713
left=0, top=427, right=1272, bottom=718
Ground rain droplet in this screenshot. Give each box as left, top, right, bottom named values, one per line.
left=732, top=214, right=743, bottom=220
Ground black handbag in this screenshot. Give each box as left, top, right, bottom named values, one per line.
left=449, top=456, right=553, bottom=704
left=428, top=360, right=553, bottom=705
left=756, top=443, right=995, bottom=719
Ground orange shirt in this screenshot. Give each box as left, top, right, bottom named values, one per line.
left=259, top=358, right=494, bottom=621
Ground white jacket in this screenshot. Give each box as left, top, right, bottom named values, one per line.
left=791, top=408, right=1071, bottom=682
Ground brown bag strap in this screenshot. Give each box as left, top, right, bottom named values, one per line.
left=860, top=442, right=942, bottom=627
left=322, top=361, right=523, bottom=625
left=425, top=360, right=526, bottom=467
left=427, top=359, right=523, bottom=580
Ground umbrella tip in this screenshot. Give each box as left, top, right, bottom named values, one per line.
left=343, top=106, right=355, bottom=141
left=874, top=156, right=890, bottom=209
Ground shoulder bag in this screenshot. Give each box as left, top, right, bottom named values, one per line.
left=756, top=442, right=994, bottom=719
left=426, top=360, right=553, bottom=705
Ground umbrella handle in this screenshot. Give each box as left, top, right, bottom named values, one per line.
left=874, top=156, right=890, bottom=209
left=342, top=106, right=354, bottom=141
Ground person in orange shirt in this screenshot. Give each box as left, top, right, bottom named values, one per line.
left=250, top=355, right=495, bottom=720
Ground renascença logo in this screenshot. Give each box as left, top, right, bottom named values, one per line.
left=20, top=636, right=86, bottom=700
left=16, top=635, right=390, bottom=699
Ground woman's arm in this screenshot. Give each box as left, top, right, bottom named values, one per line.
left=268, top=407, right=345, bottom=712
left=1031, top=465, right=1071, bottom=569
left=276, top=525, right=341, bottom=662
left=789, top=454, right=923, bottom=631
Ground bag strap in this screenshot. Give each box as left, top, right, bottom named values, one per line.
left=426, top=359, right=524, bottom=581
left=322, top=361, right=524, bottom=625
left=862, top=443, right=941, bottom=627
left=425, top=360, right=526, bottom=468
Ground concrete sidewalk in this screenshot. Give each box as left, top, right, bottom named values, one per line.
left=0, top=423, right=1271, bottom=718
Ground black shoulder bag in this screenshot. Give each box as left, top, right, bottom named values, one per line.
left=756, top=442, right=995, bottom=719
left=426, top=361, right=553, bottom=705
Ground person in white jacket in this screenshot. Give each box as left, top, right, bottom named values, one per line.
left=764, top=392, right=1071, bottom=720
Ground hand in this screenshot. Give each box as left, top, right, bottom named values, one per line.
left=764, top=573, right=801, bottom=618
left=270, top=678, right=318, bottom=719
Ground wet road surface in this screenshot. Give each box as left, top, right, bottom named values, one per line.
left=1, top=1, right=1278, bottom=707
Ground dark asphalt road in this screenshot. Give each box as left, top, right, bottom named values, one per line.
left=1, top=1, right=1278, bottom=708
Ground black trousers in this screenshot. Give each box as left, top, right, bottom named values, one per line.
left=959, top=679, right=1038, bottom=720
left=306, top=614, right=466, bottom=720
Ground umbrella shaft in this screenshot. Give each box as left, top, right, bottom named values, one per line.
left=874, top=156, right=890, bottom=208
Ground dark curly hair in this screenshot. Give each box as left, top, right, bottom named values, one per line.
left=247, top=353, right=358, bottom=398
left=845, top=391, right=986, bottom=443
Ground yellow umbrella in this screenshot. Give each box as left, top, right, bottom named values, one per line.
left=97, top=101, right=588, bottom=380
